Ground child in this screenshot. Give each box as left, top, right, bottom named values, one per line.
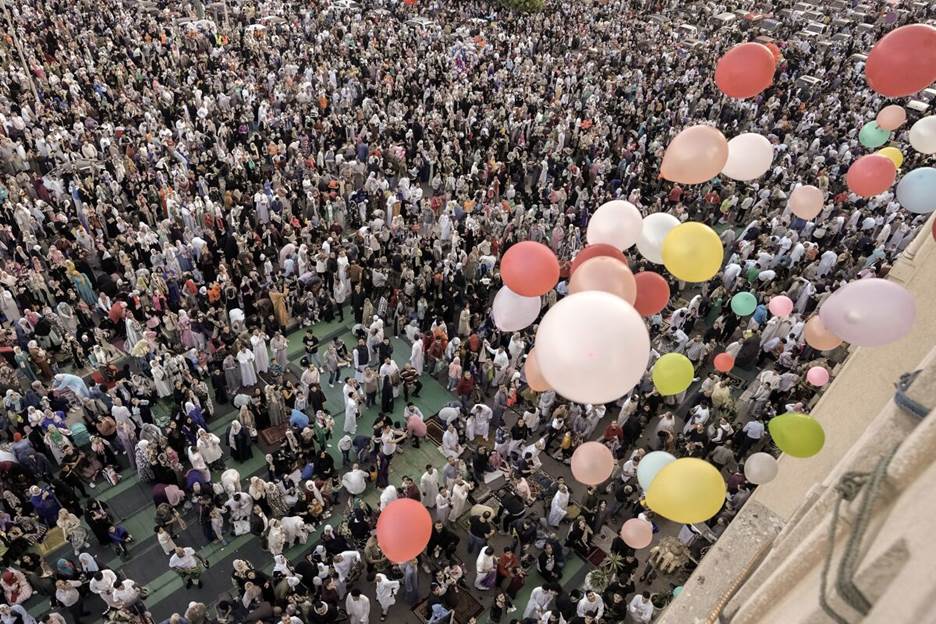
left=210, top=507, right=227, bottom=547
left=108, top=525, right=133, bottom=557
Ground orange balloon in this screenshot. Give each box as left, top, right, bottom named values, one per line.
left=376, top=499, right=432, bottom=563
left=501, top=241, right=560, bottom=297
left=568, top=256, right=637, bottom=304
left=569, top=244, right=629, bottom=275
left=715, top=42, right=777, bottom=99
left=661, top=126, right=729, bottom=185
left=633, top=271, right=670, bottom=316
left=764, top=42, right=782, bottom=63
left=846, top=155, right=897, bottom=197
left=804, top=315, right=843, bottom=351
left=570, top=442, right=615, bottom=485
left=866, top=24, right=936, bottom=97
left=713, top=352, right=734, bottom=372
left=523, top=348, right=551, bottom=392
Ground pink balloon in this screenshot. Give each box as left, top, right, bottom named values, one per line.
left=619, top=518, right=653, bottom=549
left=806, top=366, right=830, bottom=387
left=661, top=125, right=729, bottom=185
left=407, top=414, right=427, bottom=437
left=877, top=105, right=907, bottom=131
left=570, top=442, right=615, bottom=485
left=376, top=499, right=432, bottom=563
left=788, top=185, right=825, bottom=220
left=847, top=155, right=897, bottom=197
left=818, top=278, right=916, bottom=347
left=568, top=256, right=638, bottom=304
left=768, top=295, right=794, bottom=317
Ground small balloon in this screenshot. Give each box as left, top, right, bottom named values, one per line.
left=909, top=115, right=936, bottom=154
left=743, top=452, right=779, bottom=484
left=877, top=105, right=907, bottom=131
left=645, top=458, right=727, bottom=524
left=569, top=256, right=637, bottom=304
left=492, top=286, right=541, bottom=332
left=865, top=24, right=936, bottom=97
left=570, top=441, right=615, bottom=485
left=570, top=244, right=629, bottom=275
left=619, top=518, right=654, bottom=549
left=637, top=213, right=681, bottom=264
left=846, top=154, right=897, bottom=197
left=632, top=271, right=670, bottom=316
left=661, top=222, right=724, bottom=283
left=768, top=295, right=794, bottom=317
left=523, top=348, right=551, bottom=392
left=636, top=451, right=676, bottom=490
left=806, top=366, right=830, bottom=387
left=586, top=200, right=643, bottom=250
left=858, top=121, right=891, bottom=148
left=673, top=586, right=685, bottom=598
left=500, top=241, right=559, bottom=297
left=661, top=126, right=729, bottom=185
left=713, top=352, right=734, bottom=373
left=897, top=167, right=936, bottom=214
left=376, top=499, right=433, bottom=563
left=651, top=353, right=694, bottom=396
left=804, top=315, right=843, bottom=351
left=877, top=146, right=904, bottom=169
left=730, top=292, right=757, bottom=316
left=764, top=42, right=782, bottom=63
left=721, top=133, right=774, bottom=181
left=818, top=278, right=916, bottom=347
left=788, top=185, right=825, bottom=221
left=715, top=42, right=777, bottom=99
left=768, top=413, right=825, bottom=458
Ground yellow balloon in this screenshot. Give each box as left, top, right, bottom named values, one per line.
left=877, top=146, right=904, bottom=169
left=661, top=222, right=724, bottom=283
left=651, top=353, right=694, bottom=395
left=645, top=458, right=727, bottom=524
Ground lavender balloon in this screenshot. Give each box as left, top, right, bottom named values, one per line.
left=819, top=279, right=916, bottom=347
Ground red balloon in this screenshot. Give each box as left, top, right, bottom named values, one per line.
left=501, top=241, right=560, bottom=297
left=764, top=42, right=782, bottom=63
left=569, top=244, right=629, bottom=275
left=715, top=42, right=777, bottom=99
left=376, top=499, right=432, bottom=563
left=632, top=271, right=670, bottom=316
left=846, top=155, right=897, bottom=197
left=713, top=352, right=735, bottom=372
left=866, top=24, right=936, bottom=97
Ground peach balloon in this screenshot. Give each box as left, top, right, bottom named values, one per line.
left=568, top=256, right=637, bottom=304
left=620, top=518, right=654, bottom=549
left=804, top=315, right=843, bottom=351
left=570, top=441, right=615, bottom=485
left=523, top=348, right=551, bottom=392
left=376, top=499, right=433, bottom=563
left=788, top=185, right=825, bottom=220
left=877, top=105, right=907, bottom=131
left=661, top=125, right=729, bottom=185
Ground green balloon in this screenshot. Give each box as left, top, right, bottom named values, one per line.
left=730, top=291, right=757, bottom=316
left=859, top=122, right=891, bottom=149
left=768, top=412, right=825, bottom=458
left=673, top=586, right=684, bottom=597
left=652, top=353, right=694, bottom=396
left=745, top=266, right=760, bottom=283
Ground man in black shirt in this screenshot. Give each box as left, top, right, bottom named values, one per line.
left=467, top=511, right=495, bottom=555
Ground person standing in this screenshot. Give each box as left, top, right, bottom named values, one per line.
left=628, top=591, right=654, bottom=624
left=374, top=573, right=400, bottom=622
left=168, top=547, right=207, bottom=589
left=54, top=579, right=87, bottom=623
left=345, top=589, right=370, bottom=624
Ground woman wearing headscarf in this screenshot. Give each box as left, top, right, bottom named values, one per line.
left=28, top=485, right=61, bottom=527
left=0, top=569, right=31, bottom=604
left=56, top=509, right=90, bottom=555
left=227, top=420, right=253, bottom=462
left=134, top=440, right=155, bottom=482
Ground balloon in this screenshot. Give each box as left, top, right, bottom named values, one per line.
left=661, top=126, right=729, bottom=184
left=492, top=286, right=541, bottom=332
left=818, top=278, right=916, bottom=347
left=865, top=24, right=936, bottom=97
left=858, top=121, right=891, bottom=148
left=788, top=184, right=825, bottom=220
left=764, top=42, right=782, bottom=63
left=721, top=133, right=774, bottom=181
left=500, top=241, right=559, bottom=297
left=645, top=458, right=727, bottom=524
left=619, top=518, right=654, bottom=549
left=877, top=146, right=904, bottom=169
left=896, top=167, right=936, bottom=214
left=661, top=222, right=724, bottom=283
left=651, top=353, right=694, bottom=396
left=910, top=116, right=936, bottom=154
left=730, top=292, right=757, bottom=316
left=803, top=315, right=843, bottom=351
left=877, top=105, right=907, bottom=131
left=846, top=155, right=897, bottom=197
left=523, top=348, right=551, bottom=392
left=673, top=586, right=685, bottom=598
left=715, top=42, right=777, bottom=99
left=586, top=200, right=643, bottom=250
left=713, top=352, right=734, bottom=373
left=407, top=414, right=427, bottom=437
left=768, top=295, right=794, bottom=317
left=570, top=244, right=628, bottom=275
left=637, top=213, right=680, bottom=264
left=569, top=256, right=637, bottom=303
left=535, top=291, right=650, bottom=404
left=806, top=366, right=830, bottom=387
left=636, top=451, right=676, bottom=490
left=768, top=413, right=825, bottom=458
left=376, top=498, right=433, bottom=563
left=743, top=452, right=779, bottom=484
left=570, top=441, right=615, bottom=485
left=632, top=271, right=670, bottom=316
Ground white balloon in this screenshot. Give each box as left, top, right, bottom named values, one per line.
left=721, top=133, right=774, bottom=181
left=909, top=115, right=936, bottom=155
left=586, top=200, right=643, bottom=250
left=636, top=213, right=680, bottom=264
left=535, top=291, right=650, bottom=404
left=743, top=452, right=779, bottom=485
left=492, top=286, right=541, bottom=332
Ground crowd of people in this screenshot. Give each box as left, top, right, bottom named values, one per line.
left=0, top=0, right=927, bottom=621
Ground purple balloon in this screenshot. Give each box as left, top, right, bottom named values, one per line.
left=819, top=278, right=915, bottom=347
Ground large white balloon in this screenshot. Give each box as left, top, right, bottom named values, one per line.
left=743, top=452, right=778, bottom=485
left=535, top=291, right=650, bottom=404
left=636, top=213, right=680, bottom=264
left=586, top=200, right=643, bottom=250
left=721, top=133, right=774, bottom=181
left=909, top=115, right=936, bottom=154
left=492, top=286, right=541, bottom=332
